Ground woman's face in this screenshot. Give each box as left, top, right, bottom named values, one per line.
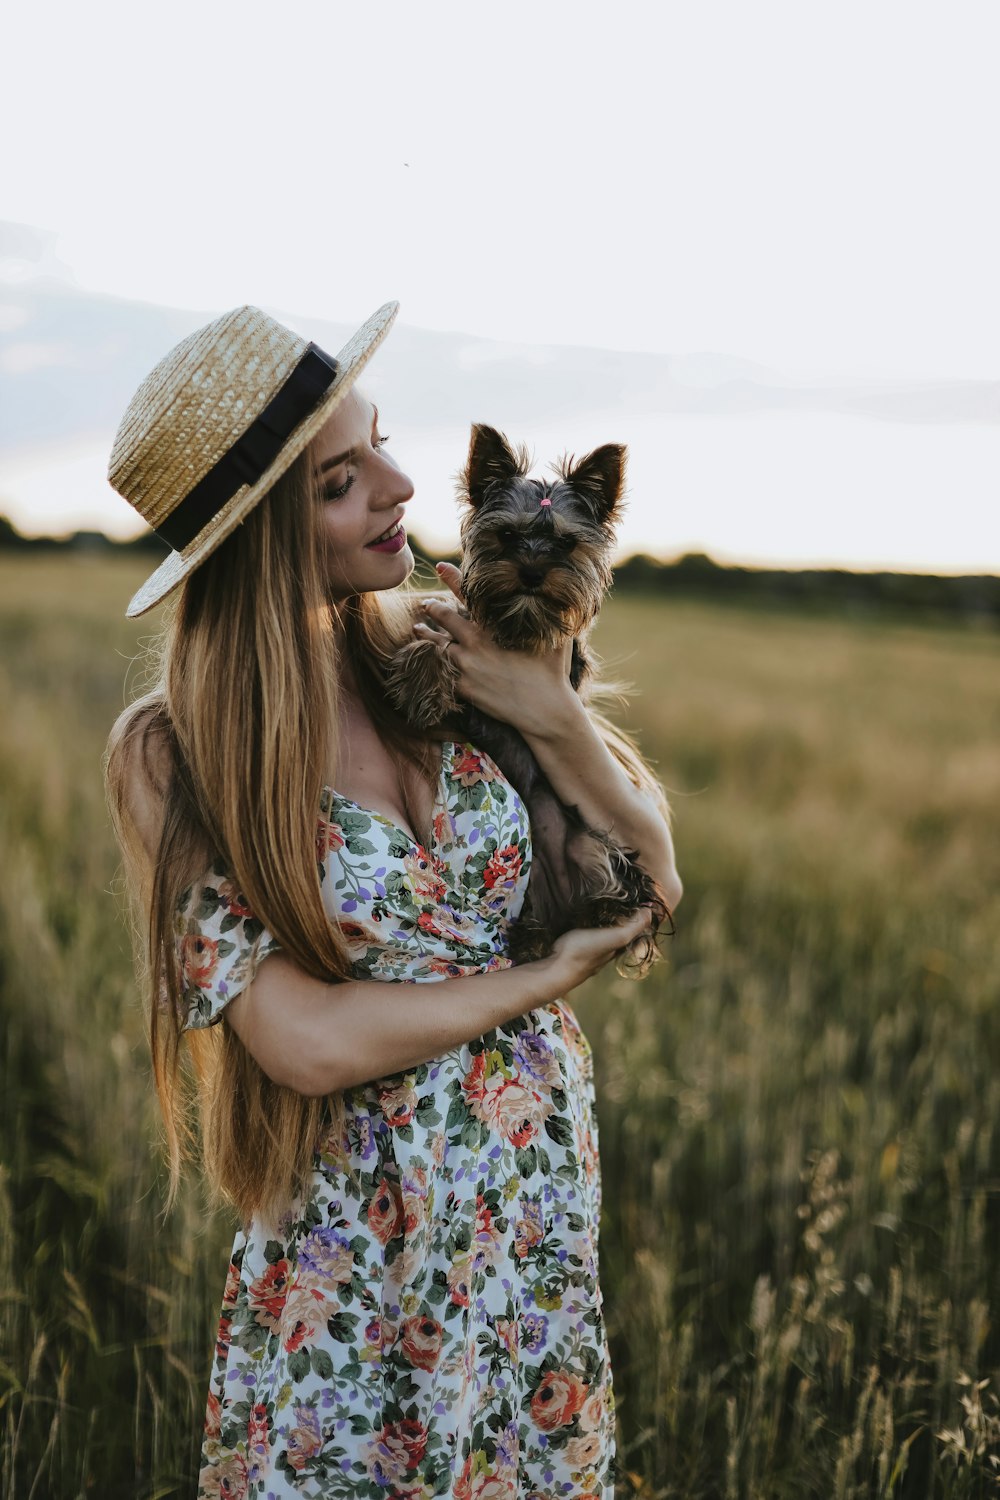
left=311, top=386, right=415, bottom=598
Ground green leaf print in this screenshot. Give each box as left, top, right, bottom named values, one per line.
left=327, top=1310, right=360, bottom=1342
left=426, top=1460, right=454, bottom=1496
left=310, top=1347, right=335, bottom=1379
left=453, top=782, right=490, bottom=814
left=394, top=1374, right=422, bottom=1403
left=544, top=1115, right=575, bottom=1147
left=515, top=1145, right=538, bottom=1176
left=336, top=811, right=375, bottom=834
left=453, top=1223, right=472, bottom=1255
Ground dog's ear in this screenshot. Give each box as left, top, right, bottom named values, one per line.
left=461, top=424, right=529, bottom=507
left=561, top=444, right=627, bottom=522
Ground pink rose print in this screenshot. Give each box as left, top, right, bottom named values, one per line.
left=180, top=933, right=219, bottom=989
left=530, top=1369, right=589, bottom=1431
left=483, top=843, right=522, bottom=891
left=452, top=746, right=494, bottom=786
left=247, top=1258, right=291, bottom=1332
left=367, top=1171, right=405, bottom=1246
left=286, top=1402, right=323, bottom=1471
left=400, top=1313, right=444, bottom=1371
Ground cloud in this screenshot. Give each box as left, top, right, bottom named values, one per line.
left=1, top=266, right=996, bottom=571
left=2, top=269, right=998, bottom=460
left=0, top=339, right=78, bottom=375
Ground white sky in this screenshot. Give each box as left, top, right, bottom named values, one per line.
left=2, top=0, right=998, bottom=570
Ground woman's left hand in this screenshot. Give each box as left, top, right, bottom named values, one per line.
left=412, top=561, right=577, bottom=738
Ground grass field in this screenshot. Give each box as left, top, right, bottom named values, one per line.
left=1, top=554, right=999, bottom=1498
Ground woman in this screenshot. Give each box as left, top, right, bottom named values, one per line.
left=104, top=300, right=681, bottom=1499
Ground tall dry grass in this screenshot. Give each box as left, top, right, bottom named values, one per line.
left=593, top=596, right=1000, bottom=1498
left=0, top=555, right=998, bottom=1497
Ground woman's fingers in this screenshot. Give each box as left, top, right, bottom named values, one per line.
left=548, top=908, right=657, bottom=989
left=421, top=598, right=474, bottom=645
left=607, top=907, right=653, bottom=947
left=434, top=560, right=466, bottom=603
left=412, top=621, right=453, bottom=647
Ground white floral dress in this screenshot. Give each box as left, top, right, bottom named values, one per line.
left=176, top=740, right=617, bottom=1500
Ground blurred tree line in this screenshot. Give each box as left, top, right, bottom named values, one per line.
left=1, top=511, right=997, bottom=629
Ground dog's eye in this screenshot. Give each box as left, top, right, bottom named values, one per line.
left=497, top=527, right=519, bottom=547
left=556, top=535, right=577, bottom=554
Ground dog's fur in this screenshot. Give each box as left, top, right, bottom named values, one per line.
left=384, top=424, right=669, bottom=972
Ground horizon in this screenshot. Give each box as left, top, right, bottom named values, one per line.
left=3, top=508, right=996, bottom=582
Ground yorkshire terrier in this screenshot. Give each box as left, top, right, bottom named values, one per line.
left=384, top=423, right=670, bottom=973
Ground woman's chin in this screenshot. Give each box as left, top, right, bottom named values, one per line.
left=369, top=542, right=415, bottom=592
left=392, top=542, right=416, bottom=584
left=326, top=543, right=415, bottom=600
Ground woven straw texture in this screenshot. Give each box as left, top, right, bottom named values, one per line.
left=110, top=301, right=399, bottom=618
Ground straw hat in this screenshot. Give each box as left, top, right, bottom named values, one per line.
left=109, top=300, right=399, bottom=618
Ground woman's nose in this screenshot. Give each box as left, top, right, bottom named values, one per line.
left=378, top=451, right=414, bottom=507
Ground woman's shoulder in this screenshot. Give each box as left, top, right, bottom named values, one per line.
left=106, top=699, right=170, bottom=858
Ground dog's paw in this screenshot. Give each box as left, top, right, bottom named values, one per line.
left=385, top=639, right=460, bottom=728
left=563, top=827, right=670, bottom=979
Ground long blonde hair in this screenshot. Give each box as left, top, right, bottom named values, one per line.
left=104, top=445, right=438, bottom=1226
left=104, top=441, right=670, bottom=1227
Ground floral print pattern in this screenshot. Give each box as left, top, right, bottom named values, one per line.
left=175, top=741, right=617, bottom=1498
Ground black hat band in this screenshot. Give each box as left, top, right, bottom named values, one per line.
left=153, top=342, right=340, bottom=553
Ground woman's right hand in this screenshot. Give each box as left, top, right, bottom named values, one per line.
left=541, top=908, right=654, bottom=993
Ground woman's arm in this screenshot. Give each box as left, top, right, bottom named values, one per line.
left=119, top=721, right=653, bottom=1095
left=224, top=910, right=652, bottom=1096
left=415, top=565, right=682, bottom=909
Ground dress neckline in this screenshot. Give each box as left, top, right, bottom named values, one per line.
left=321, top=740, right=455, bottom=851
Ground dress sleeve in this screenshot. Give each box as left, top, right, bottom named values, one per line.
left=175, top=860, right=283, bottom=1031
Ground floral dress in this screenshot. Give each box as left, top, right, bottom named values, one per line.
left=176, top=741, right=617, bottom=1500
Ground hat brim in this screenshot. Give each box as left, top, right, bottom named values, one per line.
left=124, top=300, right=400, bottom=619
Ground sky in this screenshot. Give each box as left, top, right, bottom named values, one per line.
left=1, top=0, right=998, bottom=572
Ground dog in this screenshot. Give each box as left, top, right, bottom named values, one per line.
left=384, top=423, right=669, bottom=973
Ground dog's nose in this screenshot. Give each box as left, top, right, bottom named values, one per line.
left=519, top=566, right=546, bottom=589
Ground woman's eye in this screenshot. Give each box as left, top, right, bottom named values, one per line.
left=323, top=434, right=390, bottom=500
left=324, top=471, right=356, bottom=501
